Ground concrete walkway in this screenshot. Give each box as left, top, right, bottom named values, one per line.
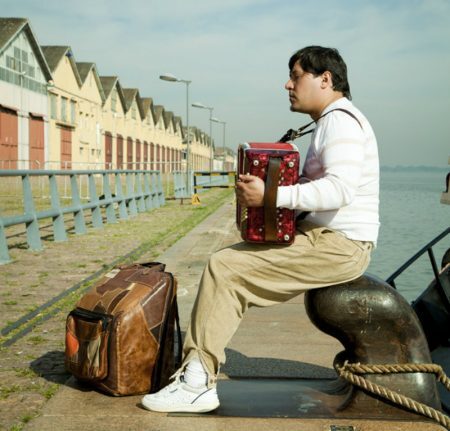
left=25, top=200, right=445, bottom=431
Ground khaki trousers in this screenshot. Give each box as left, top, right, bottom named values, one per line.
left=181, top=220, right=373, bottom=387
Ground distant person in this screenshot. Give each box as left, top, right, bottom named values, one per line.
left=141, top=45, right=380, bottom=413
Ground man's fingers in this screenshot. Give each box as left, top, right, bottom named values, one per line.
left=239, top=174, right=255, bottom=183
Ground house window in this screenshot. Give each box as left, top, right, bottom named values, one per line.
left=70, top=100, right=76, bottom=124
left=50, top=93, right=57, bottom=119
left=61, top=96, right=67, bottom=122
left=131, top=103, right=136, bottom=120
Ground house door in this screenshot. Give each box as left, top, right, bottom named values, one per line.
left=29, top=114, right=45, bottom=169
left=0, top=106, right=18, bottom=169
left=116, top=134, right=123, bottom=169
left=105, top=132, right=112, bottom=169
left=60, top=126, right=72, bottom=169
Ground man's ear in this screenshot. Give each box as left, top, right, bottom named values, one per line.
left=320, top=71, right=333, bottom=89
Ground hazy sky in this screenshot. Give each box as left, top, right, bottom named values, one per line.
left=2, top=0, right=449, bottom=166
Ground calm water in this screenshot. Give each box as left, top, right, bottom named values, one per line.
left=368, top=168, right=449, bottom=302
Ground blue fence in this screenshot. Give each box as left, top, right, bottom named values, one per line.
left=0, top=169, right=164, bottom=264
left=173, top=171, right=190, bottom=199
left=193, top=171, right=236, bottom=194
left=173, top=171, right=236, bottom=199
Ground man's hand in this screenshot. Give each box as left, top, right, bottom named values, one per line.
left=235, top=174, right=265, bottom=207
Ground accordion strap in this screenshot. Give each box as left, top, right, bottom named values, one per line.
left=279, top=108, right=362, bottom=142
left=264, top=157, right=281, bottom=242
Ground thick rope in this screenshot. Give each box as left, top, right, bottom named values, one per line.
left=336, top=361, right=450, bottom=429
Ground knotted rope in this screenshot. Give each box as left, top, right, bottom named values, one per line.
left=336, top=361, right=450, bottom=429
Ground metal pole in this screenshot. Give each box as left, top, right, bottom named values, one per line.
left=222, top=122, right=226, bottom=170
left=209, top=109, right=213, bottom=172
left=185, top=81, right=191, bottom=195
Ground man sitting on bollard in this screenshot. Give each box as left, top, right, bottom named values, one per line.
left=141, top=45, right=379, bottom=413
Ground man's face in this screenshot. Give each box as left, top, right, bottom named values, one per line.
left=285, top=62, right=322, bottom=115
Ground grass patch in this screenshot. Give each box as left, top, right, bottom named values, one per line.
left=14, top=368, right=39, bottom=379
left=27, top=336, right=46, bottom=345
left=0, top=384, right=21, bottom=399
left=39, top=383, right=59, bottom=400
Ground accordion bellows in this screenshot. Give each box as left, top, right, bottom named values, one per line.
left=236, top=142, right=300, bottom=244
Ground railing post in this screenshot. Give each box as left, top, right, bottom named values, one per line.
left=143, top=172, right=153, bottom=210
left=0, top=218, right=11, bottom=264
left=102, top=173, right=117, bottom=224
left=135, top=172, right=146, bottom=212
left=157, top=172, right=165, bottom=206
left=49, top=174, right=68, bottom=242
left=151, top=172, right=160, bottom=208
left=126, top=172, right=138, bottom=216
left=88, top=173, right=103, bottom=229
left=22, top=174, right=42, bottom=251
left=115, top=173, right=128, bottom=220
left=70, top=174, right=87, bottom=234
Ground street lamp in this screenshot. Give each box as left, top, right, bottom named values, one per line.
left=211, top=117, right=226, bottom=171
left=192, top=102, right=214, bottom=171
left=159, top=73, right=192, bottom=194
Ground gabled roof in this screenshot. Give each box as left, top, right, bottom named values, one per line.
left=0, top=17, right=52, bottom=81
left=122, top=88, right=145, bottom=119
left=153, top=105, right=164, bottom=125
left=76, top=62, right=106, bottom=103
left=173, top=115, right=183, bottom=135
left=163, top=110, right=174, bottom=130
left=140, top=97, right=155, bottom=124
left=99, top=76, right=127, bottom=111
left=41, top=45, right=82, bottom=87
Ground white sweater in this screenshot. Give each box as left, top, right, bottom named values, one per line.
left=277, top=98, right=380, bottom=243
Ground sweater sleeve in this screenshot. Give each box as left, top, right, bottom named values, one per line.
left=277, top=112, right=365, bottom=211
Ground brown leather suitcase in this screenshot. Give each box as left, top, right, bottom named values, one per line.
left=65, top=262, right=181, bottom=396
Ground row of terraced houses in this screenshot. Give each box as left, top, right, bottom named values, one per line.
left=0, top=18, right=235, bottom=172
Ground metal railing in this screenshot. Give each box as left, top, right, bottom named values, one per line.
left=193, top=171, right=236, bottom=194
left=386, top=227, right=450, bottom=305
left=0, top=169, right=164, bottom=264
left=172, top=170, right=236, bottom=200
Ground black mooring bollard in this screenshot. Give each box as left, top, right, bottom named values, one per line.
left=304, top=274, right=442, bottom=419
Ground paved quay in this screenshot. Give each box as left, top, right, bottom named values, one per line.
left=23, top=199, right=445, bottom=431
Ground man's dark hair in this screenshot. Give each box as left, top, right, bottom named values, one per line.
left=289, top=46, right=352, bottom=100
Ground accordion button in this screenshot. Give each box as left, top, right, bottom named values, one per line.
left=253, top=160, right=260, bottom=166
left=284, top=234, right=290, bottom=241
left=288, top=161, right=294, bottom=168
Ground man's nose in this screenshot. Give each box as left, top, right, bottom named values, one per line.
left=285, top=79, right=293, bottom=90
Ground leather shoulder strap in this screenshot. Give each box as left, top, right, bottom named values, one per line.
left=279, top=107, right=362, bottom=142
left=264, top=157, right=281, bottom=242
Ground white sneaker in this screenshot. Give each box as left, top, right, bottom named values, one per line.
left=141, top=375, right=220, bottom=413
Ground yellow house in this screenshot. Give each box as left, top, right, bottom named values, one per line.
left=41, top=45, right=81, bottom=169
left=189, top=127, right=213, bottom=171
left=140, top=97, right=156, bottom=170
left=0, top=18, right=53, bottom=170
left=99, top=76, right=127, bottom=169
left=214, top=146, right=236, bottom=171
left=122, top=88, right=145, bottom=170
left=75, top=62, right=105, bottom=169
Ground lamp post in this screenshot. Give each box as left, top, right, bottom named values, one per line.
left=211, top=117, right=226, bottom=171
left=192, top=102, right=214, bottom=171
left=159, top=73, right=191, bottom=194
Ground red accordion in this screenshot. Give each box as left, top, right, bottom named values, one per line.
left=236, top=142, right=300, bottom=244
